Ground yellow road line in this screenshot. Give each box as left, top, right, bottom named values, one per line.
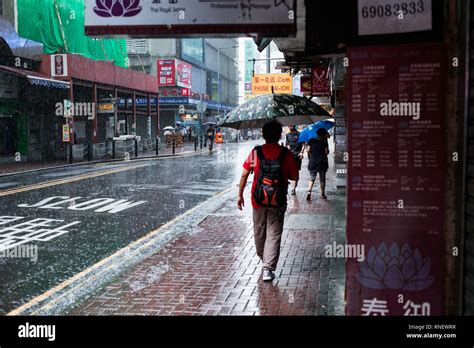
left=0, top=149, right=210, bottom=197
left=7, top=186, right=234, bottom=316
left=0, top=164, right=148, bottom=197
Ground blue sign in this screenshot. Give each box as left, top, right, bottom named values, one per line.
left=116, top=97, right=235, bottom=111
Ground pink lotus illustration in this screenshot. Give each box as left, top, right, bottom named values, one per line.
left=94, top=0, right=142, bottom=17
left=356, top=242, right=434, bottom=290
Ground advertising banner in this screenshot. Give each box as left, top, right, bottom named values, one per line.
left=346, top=44, right=445, bottom=316
left=157, top=59, right=176, bottom=86
left=158, top=59, right=192, bottom=89
left=85, top=0, right=295, bottom=36
left=176, top=60, right=192, bottom=89
left=252, top=73, right=292, bottom=95
left=311, top=67, right=331, bottom=96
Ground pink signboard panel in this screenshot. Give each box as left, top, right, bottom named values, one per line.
left=346, top=44, right=445, bottom=316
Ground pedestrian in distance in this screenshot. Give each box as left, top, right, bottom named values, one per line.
left=286, top=125, right=305, bottom=195
left=306, top=128, right=330, bottom=201
left=206, top=125, right=216, bottom=151
left=237, top=121, right=299, bottom=282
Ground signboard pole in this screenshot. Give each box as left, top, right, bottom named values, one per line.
left=93, top=83, right=98, bottom=144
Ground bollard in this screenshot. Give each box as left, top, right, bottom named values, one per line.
left=88, top=143, right=92, bottom=162
left=135, top=139, right=138, bottom=158
left=194, top=136, right=198, bottom=151
left=200, top=136, right=203, bottom=149
left=156, top=138, right=159, bottom=156
left=69, top=143, right=73, bottom=164
left=112, top=140, right=116, bottom=159
left=172, top=138, right=176, bottom=155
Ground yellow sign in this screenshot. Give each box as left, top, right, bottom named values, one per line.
left=62, top=124, right=70, bottom=143
left=252, top=74, right=293, bottom=95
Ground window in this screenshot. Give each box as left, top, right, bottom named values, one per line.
left=126, top=39, right=149, bottom=55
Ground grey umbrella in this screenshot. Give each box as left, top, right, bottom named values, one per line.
left=220, top=94, right=331, bottom=129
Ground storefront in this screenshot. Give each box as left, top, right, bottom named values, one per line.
left=158, top=96, right=235, bottom=134
left=39, top=54, right=159, bottom=160
left=0, top=17, right=70, bottom=162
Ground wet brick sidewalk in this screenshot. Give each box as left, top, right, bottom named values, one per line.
left=67, top=154, right=346, bottom=316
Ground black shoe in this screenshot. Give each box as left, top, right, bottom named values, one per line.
left=291, top=188, right=296, bottom=195
left=306, top=192, right=311, bottom=201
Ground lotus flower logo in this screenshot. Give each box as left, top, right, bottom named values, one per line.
left=94, top=0, right=142, bottom=17
left=356, top=242, right=434, bottom=291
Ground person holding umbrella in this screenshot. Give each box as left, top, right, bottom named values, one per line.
left=285, top=125, right=305, bottom=195
left=237, top=121, right=299, bottom=282
left=306, top=128, right=330, bottom=201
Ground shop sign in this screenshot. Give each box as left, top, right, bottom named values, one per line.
left=358, top=0, right=432, bottom=36
left=51, top=54, right=68, bottom=77
left=62, top=124, right=70, bottom=143
left=346, top=44, right=445, bottom=316
left=252, top=73, right=292, bottom=95
left=85, top=0, right=295, bottom=37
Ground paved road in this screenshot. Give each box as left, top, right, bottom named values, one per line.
left=0, top=142, right=256, bottom=314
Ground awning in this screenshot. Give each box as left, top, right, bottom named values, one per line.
left=0, top=65, right=70, bottom=90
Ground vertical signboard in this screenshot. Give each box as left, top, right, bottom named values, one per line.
left=51, top=54, right=68, bottom=77
left=346, top=44, right=445, bottom=316
left=157, top=59, right=176, bottom=86
left=176, top=60, right=192, bottom=89
left=244, top=41, right=255, bottom=84
left=311, top=67, right=331, bottom=96
left=62, top=124, right=70, bottom=142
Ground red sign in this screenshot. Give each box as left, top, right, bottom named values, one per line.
left=158, top=59, right=192, bottom=89
left=346, top=44, right=445, bottom=316
left=176, top=60, right=192, bottom=89
left=157, top=59, right=176, bottom=86
left=311, top=67, right=330, bottom=96
left=300, top=75, right=312, bottom=95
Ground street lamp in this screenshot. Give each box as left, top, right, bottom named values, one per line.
left=217, top=45, right=239, bottom=118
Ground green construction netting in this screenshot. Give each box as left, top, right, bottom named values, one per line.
left=17, top=0, right=128, bottom=68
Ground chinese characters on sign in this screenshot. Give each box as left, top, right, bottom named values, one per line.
left=51, top=54, right=68, bottom=77
left=157, top=59, right=176, bottom=86
left=346, top=44, right=445, bottom=315
left=252, top=74, right=293, bottom=95
left=158, top=59, right=193, bottom=89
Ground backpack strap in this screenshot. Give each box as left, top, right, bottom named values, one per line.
left=277, top=146, right=288, bottom=163
left=255, top=146, right=265, bottom=161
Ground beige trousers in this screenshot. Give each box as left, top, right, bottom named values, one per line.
left=252, top=206, right=286, bottom=271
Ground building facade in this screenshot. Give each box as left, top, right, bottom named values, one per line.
left=127, top=38, right=239, bottom=133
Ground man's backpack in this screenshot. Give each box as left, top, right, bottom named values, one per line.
left=253, top=146, right=288, bottom=207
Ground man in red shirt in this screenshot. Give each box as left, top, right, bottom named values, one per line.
left=237, top=121, right=299, bottom=281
